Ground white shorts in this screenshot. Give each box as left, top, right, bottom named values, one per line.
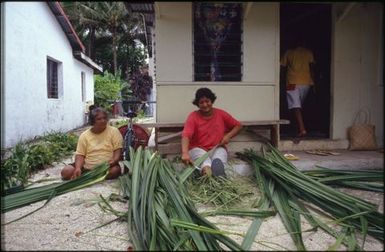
left=188, top=147, right=228, bottom=170
left=286, top=85, right=311, bottom=109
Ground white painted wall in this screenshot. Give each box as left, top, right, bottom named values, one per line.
left=153, top=2, right=383, bottom=148
left=332, top=3, right=383, bottom=147
left=155, top=2, right=280, bottom=123
left=2, top=2, right=95, bottom=148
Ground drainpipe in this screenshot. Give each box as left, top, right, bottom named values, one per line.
left=139, top=13, right=149, bottom=57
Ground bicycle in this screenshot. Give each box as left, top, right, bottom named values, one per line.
left=116, top=99, right=155, bottom=161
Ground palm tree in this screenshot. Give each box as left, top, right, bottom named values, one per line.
left=61, top=2, right=99, bottom=60
left=61, top=2, right=145, bottom=75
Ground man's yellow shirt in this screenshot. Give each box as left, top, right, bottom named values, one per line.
left=281, top=46, right=315, bottom=85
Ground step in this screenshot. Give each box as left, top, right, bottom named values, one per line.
left=278, top=139, right=349, bottom=151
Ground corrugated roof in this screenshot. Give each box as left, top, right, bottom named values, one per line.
left=130, top=3, right=154, bottom=13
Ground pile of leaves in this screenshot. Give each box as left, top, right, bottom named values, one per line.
left=236, top=144, right=384, bottom=250
left=186, top=175, right=257, bottom=210
left=116, top=147, right=243, bottom=250
left=1, top=163, right=109, bottom=224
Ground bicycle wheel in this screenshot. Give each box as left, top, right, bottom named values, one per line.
left=131, top=124, right=150, bottom=149
left=123, top=129, right=134, bottom=161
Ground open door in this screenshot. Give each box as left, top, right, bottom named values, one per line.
left=279, top=3, right=331, bottom=139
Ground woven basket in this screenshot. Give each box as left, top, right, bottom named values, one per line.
left=348, top=109, right=377, bottom=150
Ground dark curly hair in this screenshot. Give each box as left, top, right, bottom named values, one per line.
left=192, top=88, right=217, bottom=106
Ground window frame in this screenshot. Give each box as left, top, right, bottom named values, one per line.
left=81, top=71, right=86, bottom=102
left=46, top=57, right=63, bottom=99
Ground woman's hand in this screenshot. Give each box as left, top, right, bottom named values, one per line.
left=108, top=159, right=118, bottom=168
left=181, top=152, right=193, bottom=166
left=220, top=125, right=242, bottom=146
left=220, top=134, right=231, bottom=146
left=71, top=167, right=82, bottom=180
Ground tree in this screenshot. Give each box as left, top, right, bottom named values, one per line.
left=61, top=2, right=146, bottom=75
left=94, top=70, right=131, bottom=111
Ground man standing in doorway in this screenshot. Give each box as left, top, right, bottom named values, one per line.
left=280, top=37, right=315, bottom=138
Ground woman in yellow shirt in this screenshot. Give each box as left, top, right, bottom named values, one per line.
left=61, top=107, right=123, bottom=180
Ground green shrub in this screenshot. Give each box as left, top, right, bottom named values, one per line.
left=111, top=119, right=129, bottom=129
left=1, top=132, right=79, bottom=193
left=94, top=70, right=132, bottom=112
left=1, top=143, right=30, bottom=190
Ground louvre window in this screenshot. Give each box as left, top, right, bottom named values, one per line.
left=194, top=3, right=243, bottom=81
left=47, top=59, right=59, bottom=98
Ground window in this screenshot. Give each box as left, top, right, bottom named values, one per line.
left=81, top=72, right=86, bottom=102
left=194, top=3, right=243, bottom=81
left=47, top=58, right=59, bottom=98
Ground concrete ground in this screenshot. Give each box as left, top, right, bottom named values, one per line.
left=1, top=122, right=383, bottom=251
left=229, top=149, right=384, bottom=176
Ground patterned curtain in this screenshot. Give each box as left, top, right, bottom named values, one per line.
left=194, top=3, right=242, bottom=81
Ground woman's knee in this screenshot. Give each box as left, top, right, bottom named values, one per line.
left=212, top=147, right=228, bottom=163
left=61, top=165, right=75, bottom=180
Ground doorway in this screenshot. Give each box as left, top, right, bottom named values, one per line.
left=279, top=3, right=331, bottom=139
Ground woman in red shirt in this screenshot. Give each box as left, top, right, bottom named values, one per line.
left=181, top=88, right=242, bottom=176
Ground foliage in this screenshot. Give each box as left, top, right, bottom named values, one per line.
left=130, top=67, right=153, bottom=101
left=110, top=119, right=129, bottom=129
left=96, top=40, right=147, bottom=80
left=1, top=132, right=78, bottom=193
left=94, top=70, right=132, bottom=111
left=61, top=2, right=147, bottom=78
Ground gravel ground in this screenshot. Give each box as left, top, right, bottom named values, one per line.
left=1, top=157, right=383, bottom=251
left=2, top=123, right=383, bottom=250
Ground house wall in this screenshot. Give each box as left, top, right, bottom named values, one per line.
left=332, top=3, right=383, bottom=147
left=154, top=2, right=383, bottom=148
left=155, top=2, right=280, bottom=123
left=2, top=2, right=94, bottom=148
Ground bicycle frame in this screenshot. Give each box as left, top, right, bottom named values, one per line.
left=120, top=100, right=155, bottom=161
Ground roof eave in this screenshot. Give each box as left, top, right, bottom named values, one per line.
left=74, top=51, right=103, bottom=74
left=47, top=2, right=102, bottom=72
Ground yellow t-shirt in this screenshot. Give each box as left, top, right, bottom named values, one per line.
left=280, top=47, right=315, bottom=85
left=75, top=125, right=123, bottom=169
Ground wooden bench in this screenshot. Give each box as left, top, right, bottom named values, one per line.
left=138, top=120, right=289, bottom=152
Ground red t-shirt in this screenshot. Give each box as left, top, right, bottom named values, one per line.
left=182, top=108, right=241, bottom=151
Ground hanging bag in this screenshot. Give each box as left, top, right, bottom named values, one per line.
left=348, top=109, right=377, bottom=150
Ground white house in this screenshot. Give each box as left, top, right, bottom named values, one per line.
left=127, top=2, right=383, bottom=153
left=1, top=2, right=102, bottom=149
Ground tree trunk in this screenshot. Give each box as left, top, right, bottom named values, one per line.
left=87, top=27, right=96, bottom=60
left=112, top=26, right=118, bottom=75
